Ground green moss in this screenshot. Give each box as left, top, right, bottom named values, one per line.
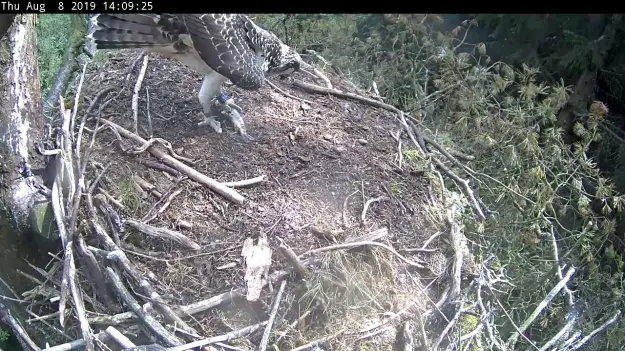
left=28, top=199, right=56, bottom=240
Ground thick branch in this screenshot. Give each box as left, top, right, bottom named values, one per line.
left=101, top=118, right=245, bottom=204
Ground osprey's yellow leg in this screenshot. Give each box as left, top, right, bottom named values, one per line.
left=197, top=72, right=227, bottom=134
left=197, top=72, right=254, bottom=141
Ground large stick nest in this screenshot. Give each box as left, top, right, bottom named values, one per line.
left=17, top=49, right=477, bottom=351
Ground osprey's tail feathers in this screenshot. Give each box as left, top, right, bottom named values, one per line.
left=87, top=14, right=174, bottom=50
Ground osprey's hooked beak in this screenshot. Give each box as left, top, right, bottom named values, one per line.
left=274, top=46, right=302, bottom=79
left=278, top=60, right=300, bottom=80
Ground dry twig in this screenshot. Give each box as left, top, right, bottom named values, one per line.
left=128, top=137, right=195, bottom=165
left=299, top=238, right=425, bottom=269
left=259, top=280, right=287, bottom=351
left=0, top=300, right=40, bottom=351
left=293, top=80, right=487, bottom=220
left=361, top=196, right=388, bottom=225
left=222, top=175, right=267, bottom=188
left=168, top=321, right=268, bottom=351
left=277, top=238, right=309, bottom=279
left=132, top=54, right=149, bottom=134
left=85, top=193, right=198, bottom=335
left=89, top=290, right=244, bottom=326
left=266, top=80, right=314, bottom=105
left=290, top=328, right=346, bottom=351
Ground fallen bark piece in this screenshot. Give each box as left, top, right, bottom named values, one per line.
left=125, top=219, right=201, bottom=250
left=241, top=236, right=272, bottom=301
left=101, top=118, right=245, bottom=204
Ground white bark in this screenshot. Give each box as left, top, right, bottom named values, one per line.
left=0, top=14, right=47, bottom=233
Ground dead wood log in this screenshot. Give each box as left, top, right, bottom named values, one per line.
left=100, top=119, right=246, bottom=204
left=125, top=219, right=201, bottom=250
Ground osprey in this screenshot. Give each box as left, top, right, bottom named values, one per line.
left=86, top=14, right=302, bottom=141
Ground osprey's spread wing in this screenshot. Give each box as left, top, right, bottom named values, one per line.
left=88, top=14, right=299, bottom=90
left=180, top=14, right=266, bottom=90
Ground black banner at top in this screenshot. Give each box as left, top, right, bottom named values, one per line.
left=1, top=0, right=164, bottom=13
left=0, top=0, right=303, bottom=13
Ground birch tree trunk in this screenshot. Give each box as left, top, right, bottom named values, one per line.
left=0, top=14, right=48, bottom=236
left=0, top=13, right=52, bottom=348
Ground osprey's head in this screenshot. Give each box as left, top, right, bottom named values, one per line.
left=266, top=44, right=302, bottom=78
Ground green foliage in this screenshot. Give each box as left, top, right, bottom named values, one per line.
left=0, top=325, right=9, bottom=342
left=36, top=14, right=88, bottom=98
left=36, top=14, right=71, bottom=97
left=473, top=15, right=613, bottom=82
left=260, top=14, right=625, bottom=349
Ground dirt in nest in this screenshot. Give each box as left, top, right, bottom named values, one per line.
left=79, top=49, right=442, bottom=348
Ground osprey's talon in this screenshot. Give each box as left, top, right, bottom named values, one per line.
left=228, top=107, right=252, bottom=140
left=226, top=101, right=243, bottom=114
left=198, top=113, right=222, bottom=134
left=240, top=132, right=256, bottom=142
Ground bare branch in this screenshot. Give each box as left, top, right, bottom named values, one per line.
left=259, top=280, right=287, bottom=351
left=132, top=55, right=149, bottom=134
